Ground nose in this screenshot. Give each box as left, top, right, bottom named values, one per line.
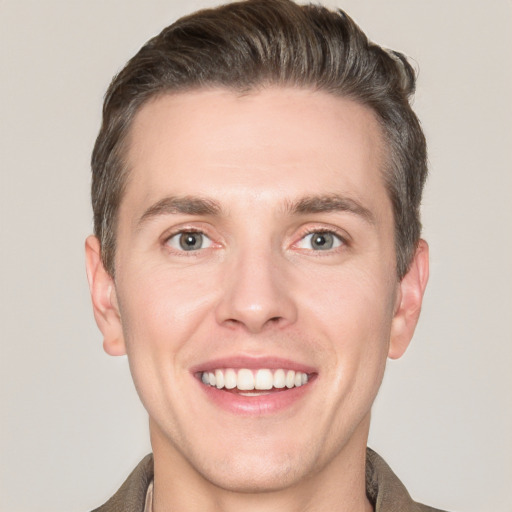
left=215, top=246, right=298, bottom=333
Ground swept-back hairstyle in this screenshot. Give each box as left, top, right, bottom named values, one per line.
left=92, top=0, right=427, bottom=278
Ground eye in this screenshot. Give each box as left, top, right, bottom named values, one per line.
left=166, top=231, right=213, bottom=251
left=296, top=231, right=343, bottom=251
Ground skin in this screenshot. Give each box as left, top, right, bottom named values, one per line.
left=86, top=87, right=429, bottom=512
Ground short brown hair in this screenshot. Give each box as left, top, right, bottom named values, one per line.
left=92, top=0, right=427, bottom=278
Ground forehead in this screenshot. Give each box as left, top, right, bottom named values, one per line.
left=122, top=87, right=389, bottom=220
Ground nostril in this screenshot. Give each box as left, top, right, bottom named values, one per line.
left=225, top=318, right=243, bottom=328
left=222, top=315, right=284, bottom=332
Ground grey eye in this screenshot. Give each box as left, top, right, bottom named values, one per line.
left=167, top=232, right=213, bottom=251
left=297, top=232, right=342, bottom=251
left=311, top=232, right=334, bottom=250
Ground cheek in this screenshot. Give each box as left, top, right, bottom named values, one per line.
left=113, top=264, right=222, bottom=400
left=300, top=263, right=395, bottom=331
left=113, top=269, right=216, bottom=418
left=299, top=264, right=395, bottom=387
left=118, top=262, right=216, bottom=336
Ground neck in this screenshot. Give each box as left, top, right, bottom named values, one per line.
left=150, top=415, right=374, bottom=512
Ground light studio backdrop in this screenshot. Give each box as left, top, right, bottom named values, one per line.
left=1, top=1, right=511, bottom=511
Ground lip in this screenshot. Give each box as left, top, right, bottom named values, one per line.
left=190, top=355, right=317, bottom=374
left=191, top=356, right=317, bottom=416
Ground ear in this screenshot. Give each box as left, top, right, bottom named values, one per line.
left=388, top=239, right=429, bottom=359
left=85, top=235, right=126, bottom=356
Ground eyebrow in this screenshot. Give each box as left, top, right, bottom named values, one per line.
left=287, top=194, right=375, bottom=224
left=137, top=193, right=374, bottom=228
left=137, top=196, right=221, bottom=227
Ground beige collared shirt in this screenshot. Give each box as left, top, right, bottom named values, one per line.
left=143, top=480, right=153, bottom=512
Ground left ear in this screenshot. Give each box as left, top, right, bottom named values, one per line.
left=388, top=239, right=429, bottom=359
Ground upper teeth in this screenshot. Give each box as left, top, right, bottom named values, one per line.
left=200, top=368, right=309, bottom=390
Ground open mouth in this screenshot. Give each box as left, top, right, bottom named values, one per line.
left=198, top=368, right=311, bottom=395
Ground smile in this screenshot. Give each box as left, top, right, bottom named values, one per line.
left=200, top=368, right=309, bottom=392
left=193, top=357, right=316, bottom=415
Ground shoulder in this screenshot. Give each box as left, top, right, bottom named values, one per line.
left=91, top=454, right=154, bottom=512
left=366, top=448, right=449, bottom=512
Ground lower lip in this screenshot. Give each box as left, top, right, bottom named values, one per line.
left=197, top=378, right=315, bottom=416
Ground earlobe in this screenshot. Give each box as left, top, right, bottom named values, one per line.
left=85, top=235, right=126, bottom=356
left=388, top=239, right=429, bottom=359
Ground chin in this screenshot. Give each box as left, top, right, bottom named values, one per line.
left=197, top=453, right=305, bottom=493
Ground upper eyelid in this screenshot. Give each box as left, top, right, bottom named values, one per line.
left=165, top=229, right=209, bottom=240
left=161, top=224, right=213, bottom=242
left=165, top=226, right=205, bottom=236
left=302, top=227, right=342, bottom=235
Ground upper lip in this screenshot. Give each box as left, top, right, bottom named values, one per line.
left=190, top=355, right=317, bottom=374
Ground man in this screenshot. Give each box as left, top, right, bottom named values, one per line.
left=85, top=0, right=442, bottom=510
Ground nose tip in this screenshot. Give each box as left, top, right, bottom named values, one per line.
left=215, top=255, right=297, bottom=333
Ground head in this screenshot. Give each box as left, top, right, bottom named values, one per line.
left=92, top=0, right=427, bottom=280
left=86, top=0, right=429, bottom=502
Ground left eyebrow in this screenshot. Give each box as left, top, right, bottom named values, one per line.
left=285, top=194, right=375, bottom=225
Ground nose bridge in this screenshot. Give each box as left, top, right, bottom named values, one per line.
left=216, top=240, right=297, bottom=332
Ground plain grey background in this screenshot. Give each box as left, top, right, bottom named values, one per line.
left=1, top=1, right=511, bottom=511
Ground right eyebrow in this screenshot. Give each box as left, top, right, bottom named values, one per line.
left=137, top=195, right=222, bottom=228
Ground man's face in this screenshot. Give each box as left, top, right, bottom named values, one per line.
left=88, top=88, right=425, bottom=492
